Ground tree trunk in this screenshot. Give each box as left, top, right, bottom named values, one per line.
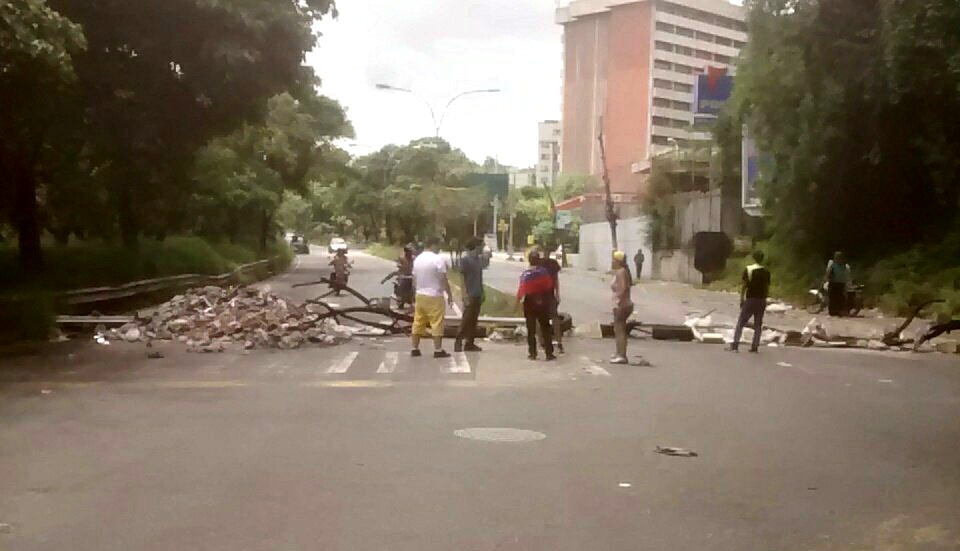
left=259, top=209, right=270, bottom=253
left=117, top=182, right=139, bottom=252
left=14, top=169, right=43, bottom=271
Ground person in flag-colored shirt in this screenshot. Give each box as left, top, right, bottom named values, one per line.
left=516, top=250, right=556, bottom=361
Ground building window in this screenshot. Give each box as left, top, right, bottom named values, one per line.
left=655, top=40, right=673, bottom=52
left=653, top=97, right=672, bottom=108
left=652, top=116, right=672, bottom=127
left=716, top=36, right=733, bottom=47
left=661, top=2, right=747, bottom=33
left=714, top=54, right=732, bottom=64
left=671, top=100, right=691, bottom=111
left=675, top=26, right=694, bottom=38
left=734, top=40, right=746, bottom=49
left=695, top=31, right=714, bottom=42
left=656, top=21, right=674, bottom=33
left=654, top=78, right=673, bottom=90
left=675, top=45, right=694, bottom=56
left=695, top=49, right=713, bottom=61
left=673, top=63, right=693, bottom=74
left=652, top=135, right=671, bottom=146
left=674, top=82, right=693, bottom=93
left=541, top=154, right=550, bottom=160
left=655, top=59, right=672, bottom=71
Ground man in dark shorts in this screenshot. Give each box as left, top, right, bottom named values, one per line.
left=542, top=249, right=564, bottom=354
left=729, top=250, right=771, bottom=353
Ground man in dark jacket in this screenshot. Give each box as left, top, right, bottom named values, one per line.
left=729, top=250, right=771, bottom=353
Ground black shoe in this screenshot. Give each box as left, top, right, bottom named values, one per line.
left=748, top=348, right=759, bottom=353
left=556, top=344, right=565, bottom=355
left=726, top=346, right=739, bottom=352
left=527, top=354, right=537, bottom=361
left=453, top=340, right=463, bottom=353
left=464, top=344, right=483, bottom=352
left=545, top=354, right=557, bottom=361
left=411, top=349, right=422, bottom=357
left=434, top=350, right=451, bottom=359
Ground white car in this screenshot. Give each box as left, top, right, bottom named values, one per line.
left=328, top=237, right=349, bottom=254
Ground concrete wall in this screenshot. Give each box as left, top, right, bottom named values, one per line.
left=650, top=188, right=727, bottom=284
left=577, top=215, right=652, bottom=278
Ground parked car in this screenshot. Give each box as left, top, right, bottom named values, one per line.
left=289, top=234, right=310, bottom=254
left=328, top=237, right=349, bottom=255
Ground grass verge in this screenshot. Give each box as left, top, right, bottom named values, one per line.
left=448, top=270, right=522, bottom=318
left=365, top=243, right=402, bottom=262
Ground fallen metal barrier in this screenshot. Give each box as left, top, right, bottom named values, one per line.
left=59, top=258, right=277, bottom=311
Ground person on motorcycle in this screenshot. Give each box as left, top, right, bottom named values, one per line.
left=824, top=251, right=851, bottom=317
left=329, top=249, right=352, bottom=296
left=381, top=244, right=416, bottom=308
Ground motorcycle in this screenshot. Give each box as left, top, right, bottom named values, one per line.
left=806, top=282, right=864, bottom=316
left=381, top=272, right=414, bottom=309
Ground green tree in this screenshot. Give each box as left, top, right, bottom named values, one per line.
left=0, top=0, right=86, bottom=269
left=732, top=0, right=960, bottom=274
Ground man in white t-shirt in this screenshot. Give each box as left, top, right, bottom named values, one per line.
left=411, top=236, right=454, bottom=358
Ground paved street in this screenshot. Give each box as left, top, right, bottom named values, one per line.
left=1, top=251, right=959, bottom=550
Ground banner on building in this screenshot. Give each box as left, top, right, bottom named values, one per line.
left=694, top=67, right=733, bottom=116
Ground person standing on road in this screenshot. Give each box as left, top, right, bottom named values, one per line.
left=455, top=238, right=485, bottom=353
left=542, top=249, right=565, bottom=354
left=516, top=250, right=556, bottom=361
left=329, top=249, right=352, bottom=296
left=411, top=237, right=454, bottom=359
left=824, top=251, right=850, bottom=317
left=610, top=251, right=634, bottom=365
left=729, top=250, right=771, bottom=353
left=634, top=249, right=645, bottom=282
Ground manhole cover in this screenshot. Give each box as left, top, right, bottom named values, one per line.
left=453, top=428, right=546, bottom=443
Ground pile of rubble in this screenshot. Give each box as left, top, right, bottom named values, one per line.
left=97, top=286, right=358, bottom=352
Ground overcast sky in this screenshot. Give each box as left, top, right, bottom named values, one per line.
left=307, top=1, right=564, bottom=168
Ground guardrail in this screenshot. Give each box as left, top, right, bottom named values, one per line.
left=61, top=258, right=278, bottom=310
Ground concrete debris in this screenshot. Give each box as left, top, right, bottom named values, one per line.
left=573, top=321, right=604, bottom=339
left=125, top=286, right=354, bottom=351
left=765, top=301, right=792, bottom=314
left=935, top=341, right=960, bottom=354
left=655, top=446, right=698, bottom=457
left=147, top=351, right=164, bottom=359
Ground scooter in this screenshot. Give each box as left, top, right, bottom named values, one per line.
left=806, top=282, right=864, bottom=316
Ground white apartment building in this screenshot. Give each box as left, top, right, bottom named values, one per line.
left=537, top=120, right=561, bottom=187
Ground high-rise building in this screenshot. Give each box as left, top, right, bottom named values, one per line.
left=556, top=0, right=746, bottom=197
left=537, top=120, right=561, bottom=187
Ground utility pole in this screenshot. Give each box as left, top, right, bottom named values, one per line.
left=491, top=195, right=500, bottom=251
left=597, top=125, right=619, bottom=253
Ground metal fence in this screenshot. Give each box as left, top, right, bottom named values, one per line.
left=61, top=258, right=277, bottom=308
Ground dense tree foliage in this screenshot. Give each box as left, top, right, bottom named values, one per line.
left=730, top=0, right=960, bottom=273
left=0, top=0, right=344, bottom=272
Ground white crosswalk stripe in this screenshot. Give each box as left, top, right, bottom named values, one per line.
left=445, top=352, right=472, bottom=374
left=376, top=352, right=399, bottom=374
left=580, top=356, right=611, bottom=377
left=326, top=351, right=359, bottom=374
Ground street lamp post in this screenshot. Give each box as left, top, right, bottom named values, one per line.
left=375, top=84, right=500, bottom=138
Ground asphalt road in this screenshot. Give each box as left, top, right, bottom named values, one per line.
left=1, top=250, right=958, bottom=551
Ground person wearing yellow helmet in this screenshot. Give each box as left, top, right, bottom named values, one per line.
left=610, top=250, right=634, bottom=364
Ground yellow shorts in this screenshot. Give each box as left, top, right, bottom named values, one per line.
left=412, top=294, right=446, bottom=337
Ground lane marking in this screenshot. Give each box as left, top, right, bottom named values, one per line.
left=303, top=380, right=393, bottom=388
left=445, top=352, right=471, bottom=374
left=580, top=355, right=611, bottom=377
left=377, top=352, right=399, bottom=374
left=326, top=351, right=359, bottom=374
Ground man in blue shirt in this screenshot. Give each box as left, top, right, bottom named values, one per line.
left=455, top=238, right=485, bottom=353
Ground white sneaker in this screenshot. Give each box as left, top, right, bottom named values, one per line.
left=609, top=356, right=628, bottom=365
